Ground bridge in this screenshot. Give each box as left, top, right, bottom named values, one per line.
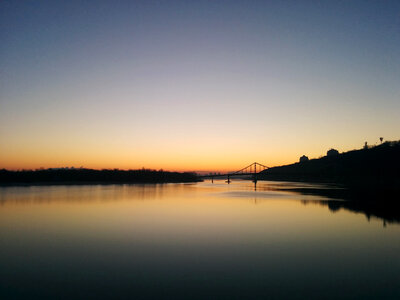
left=200, top=162, right=269, bottom=184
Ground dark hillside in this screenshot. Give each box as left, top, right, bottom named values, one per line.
left=259, top=141, right=400, bottom=190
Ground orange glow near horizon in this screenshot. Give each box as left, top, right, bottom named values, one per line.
left=1, top=2, right=399, bottom=172
left=1, top=134, right=396, bottom=172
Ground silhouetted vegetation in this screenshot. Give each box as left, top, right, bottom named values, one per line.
left=0, top=168, right=200, bottom=186
left=259, top=140, right=400, bottom=191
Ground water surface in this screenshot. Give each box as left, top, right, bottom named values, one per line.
left=1, top=180, right=399, bottom=299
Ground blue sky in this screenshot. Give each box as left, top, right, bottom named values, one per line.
left=1, top=0, right=399, bottom=170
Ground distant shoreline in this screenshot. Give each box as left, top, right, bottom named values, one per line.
left=258, top=140, right=400, bottom=193
left=0, top=168, right=201, bottom=186
left=0, top=180, right=200, bottom=187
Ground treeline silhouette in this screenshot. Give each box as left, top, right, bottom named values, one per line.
left=259, top=140, right=400, bottom=191
left=0, top=168, right=200, bottom=185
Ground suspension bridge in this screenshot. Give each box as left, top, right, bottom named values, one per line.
left=200, top=162, right=269, bottom=184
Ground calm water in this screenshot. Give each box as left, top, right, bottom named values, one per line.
left=1, top=180, right=399, bottom=299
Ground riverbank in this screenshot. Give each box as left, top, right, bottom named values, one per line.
left=259, top=140, right=400, bottom=193
left=0, top=168, right=200, bottom=186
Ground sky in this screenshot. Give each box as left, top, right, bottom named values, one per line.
left=1, top=0, right=399, bottom=172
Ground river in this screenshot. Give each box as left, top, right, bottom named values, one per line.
left=1, top=180, right=399, bottom=299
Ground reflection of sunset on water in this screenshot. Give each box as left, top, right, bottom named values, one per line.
left=1, top=1, right=400, bottom=298
left=1, top=180, right=399, bottom=299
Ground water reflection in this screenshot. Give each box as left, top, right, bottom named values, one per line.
left=258, top=181, right=400, bottom=225
left=1, top=180, right=399, bottom=299
left=208, top=180, right=400, bottom=226
left=1, top=181, right=399, bottom=227
left=313, top=199, right=400, bottom=226
left=0, top=183, right=197, bottom=204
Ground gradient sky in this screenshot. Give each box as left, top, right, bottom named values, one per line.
left=1, top=0, right=399, bottom=171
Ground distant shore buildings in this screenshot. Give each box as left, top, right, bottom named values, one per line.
left=299, top=155, right=309, bottom=163
left=327, top=149, right=339, bottom=156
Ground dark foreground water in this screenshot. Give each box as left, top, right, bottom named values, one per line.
left=1, top=180, right=399, bottom=299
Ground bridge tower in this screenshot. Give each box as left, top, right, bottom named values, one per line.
left=252, top=162, right=258, bottom=190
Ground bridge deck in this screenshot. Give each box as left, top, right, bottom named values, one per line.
left=199, top=162, right=268, bottom=179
